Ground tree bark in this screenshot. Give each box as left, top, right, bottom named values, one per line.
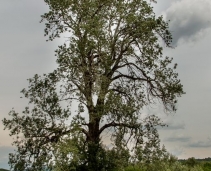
left=87, top=119, right=101, bottom=171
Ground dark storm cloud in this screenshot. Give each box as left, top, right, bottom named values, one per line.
left=163, top=0, right=211, bottom=45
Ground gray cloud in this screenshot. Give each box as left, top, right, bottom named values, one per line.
left=1, top=0, right=211, bottom=162
left=152, top=0, right=179, bottom=15
left=165, top=121, right=185, bottom=130
left=188, top=138, right=211, bottom=148
left=0, top=146, right=14, bottom=170
left=0, top=0, right=59, bottom=119
left=158, top=118, right=185, bottom=130
left=165, top=134, right=191, bottom=142
left=163, top=0, right=211, bottom=45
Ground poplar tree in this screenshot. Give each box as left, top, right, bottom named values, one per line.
left=3, top=0, right=184, bottom=170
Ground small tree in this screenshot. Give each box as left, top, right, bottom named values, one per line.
left=186, top=157, right=198, bottom=168
left=3, top=0, right=184, bottom=170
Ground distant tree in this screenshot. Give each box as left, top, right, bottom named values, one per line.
left=186, top=157, right=198, bottom=167
left=2, top=0, right=184, bottom=170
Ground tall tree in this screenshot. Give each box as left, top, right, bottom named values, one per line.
left=3, top=0, right=184, bottom=170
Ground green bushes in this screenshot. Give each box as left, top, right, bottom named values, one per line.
left=51, top=137, right=211, bottom=171
left=119, top=162, right=205, bottom=171
left=202, top=162, right=211, bottom=171
left=116, top=157, right=211, bottom=171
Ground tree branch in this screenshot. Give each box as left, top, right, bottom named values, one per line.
left=98, top=121, right=140, bottom=135
left=112, top=73, right=148, bottom=82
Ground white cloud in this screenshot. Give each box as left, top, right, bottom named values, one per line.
left=162, top=0, right=211, bottom=45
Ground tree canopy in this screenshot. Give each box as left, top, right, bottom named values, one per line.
left=3, top=0, right=184, bottom=170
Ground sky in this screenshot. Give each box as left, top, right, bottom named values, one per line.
left=0, top=0, right=211, bottom=169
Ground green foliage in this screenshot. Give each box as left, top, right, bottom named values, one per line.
left=0, top=169, right=9, bottom=171
left=51, top=137, right=131, bottom=171
left=185, top=157, right=198, bottom=167
left=119, top=156, right=208, bottom=171
left=178, top=159, right=211, bottom=171
left=2, top=0, right=184, bottom=170
left=202, top=162, right=211, bottom=171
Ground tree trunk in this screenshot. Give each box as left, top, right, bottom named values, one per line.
left=87, top=119, right=101, bottom=171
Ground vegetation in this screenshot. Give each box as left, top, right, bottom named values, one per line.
left=50, top=141, right=211, bottom=171
left=52, top=155, right=211, bottom=171
left=2, top=0, right=184, bottom=170
left=1, top=158, right=211, bottom=171
left=0, top=169, right=9, bottom=171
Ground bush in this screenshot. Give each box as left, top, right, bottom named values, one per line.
left=203, top=162, right=211, bottom=171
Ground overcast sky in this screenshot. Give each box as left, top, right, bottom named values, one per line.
left=1, top=0, right=211, bottom=169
